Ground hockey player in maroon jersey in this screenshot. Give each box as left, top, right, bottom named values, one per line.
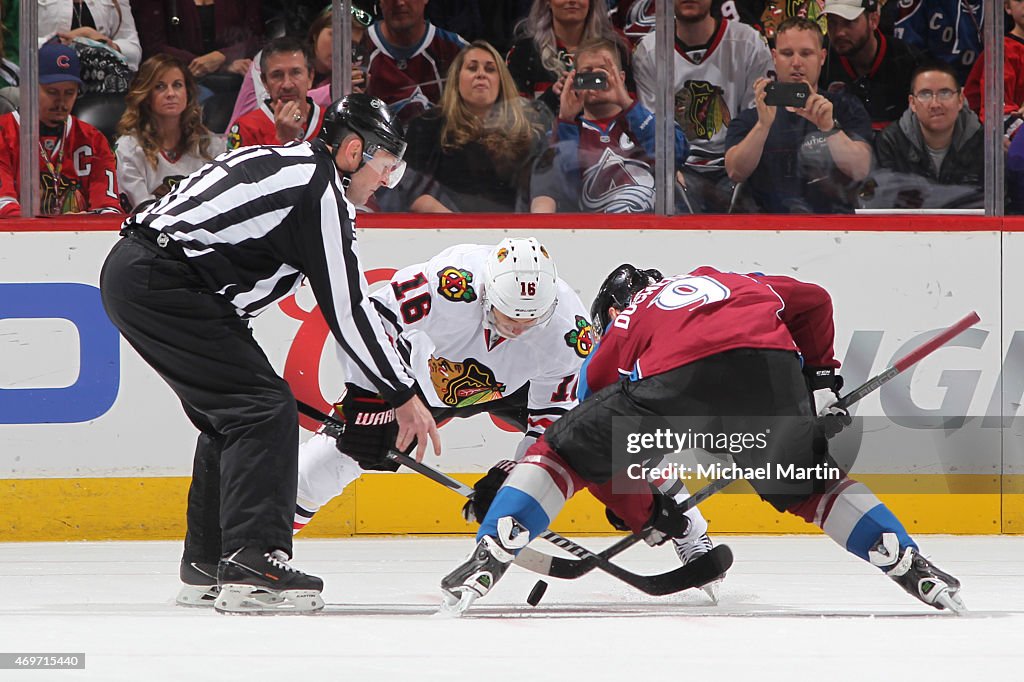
left=441, top=263, right=966, bottom=615
left=0, top=44, right=122, bottom=217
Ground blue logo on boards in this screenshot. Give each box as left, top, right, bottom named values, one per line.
left=0, top=283, right=119, bottom=423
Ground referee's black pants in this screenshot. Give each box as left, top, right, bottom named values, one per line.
left=545, top=348, right=834, bottom=512
left=100, top=233, right=297, bottom=562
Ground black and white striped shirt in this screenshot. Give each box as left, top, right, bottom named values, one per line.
left=125, top=140, right=417, bottom=405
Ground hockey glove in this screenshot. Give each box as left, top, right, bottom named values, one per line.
left=462, top=460, right=517, bottom=523
left=804, top=367, right=851, bottom=439
left=335, top=383, right=400, bottom=472
left=641, top=490, right=690, bottom=547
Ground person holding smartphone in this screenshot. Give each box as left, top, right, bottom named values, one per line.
left=724, top=16, right=872, bottom=213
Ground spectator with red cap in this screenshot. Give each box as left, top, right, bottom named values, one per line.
left=0, top=44, right=122, bottom=217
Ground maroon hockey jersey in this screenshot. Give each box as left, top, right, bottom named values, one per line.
left=586, top=266, right=839, bottom=391
left=364, top=22, right=466, bottom=123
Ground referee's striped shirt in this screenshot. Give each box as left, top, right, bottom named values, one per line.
left=125, top=140, right=416, bottom=405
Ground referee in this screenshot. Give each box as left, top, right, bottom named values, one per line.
left=100, top=94, right=440, bottom=614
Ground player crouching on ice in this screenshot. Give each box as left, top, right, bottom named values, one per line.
left=441, top=264, right=965, bottom=615
left=287, top=240, right=719, bottom=590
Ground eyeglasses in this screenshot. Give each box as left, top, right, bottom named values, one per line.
left=912, top=88, right=959, bottom=103
left=317, top=4, right=375, bottom=28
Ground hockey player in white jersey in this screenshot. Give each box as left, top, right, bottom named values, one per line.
left=291, top=238, right=717, bottom=575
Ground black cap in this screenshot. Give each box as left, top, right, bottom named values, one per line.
left=590, top=264, right=663, bottom=333
left=318, top=94, right=406, bottom=160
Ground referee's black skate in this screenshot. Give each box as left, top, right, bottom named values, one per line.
left=869, top=533, right=966, bottom=614
left=214, top=548, right=324, bottom=614
left=177, top=558, right=286, bottom=608
left=440, top=517, right=529, bottom=615
left=175, top=559, right=220, bottom=606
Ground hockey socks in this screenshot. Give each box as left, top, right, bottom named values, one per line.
left=788, top=476, right=916, bottom=563
left=477, top=439, right=584, bottom=545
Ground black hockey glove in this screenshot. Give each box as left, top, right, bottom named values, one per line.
left=641, top=491, right=691, bottom=546
left=462, top=460, right=517, bottom=523
left=607, top=490, right=689, bottom=545
left=804, top=367, right=852, bottom=440
left=335, top=383, right=400, bottom=472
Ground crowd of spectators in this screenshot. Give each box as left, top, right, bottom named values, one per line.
left=0, top=0, right=1016, bottom=217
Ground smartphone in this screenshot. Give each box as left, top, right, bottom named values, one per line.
left=574, top=71, right=609, bottom=91
left=764, top=81, right=811, bottom=108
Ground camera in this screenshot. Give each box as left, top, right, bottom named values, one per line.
left=573, top=71, right=609, bottom=91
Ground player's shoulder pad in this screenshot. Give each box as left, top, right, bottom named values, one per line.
left=546, top=278, right=596, bottom=361
left=427, top=243, right=490, bottom=306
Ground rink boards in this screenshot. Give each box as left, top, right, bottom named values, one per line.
left=2, top=220, right=1023, bottom=539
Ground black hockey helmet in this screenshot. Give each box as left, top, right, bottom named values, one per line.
left=590, top=264, right=664, bottom=333
left=319, top=93, right=407, bottom=161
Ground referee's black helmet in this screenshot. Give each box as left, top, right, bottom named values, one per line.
left=590, top=264, right=664, bottom=333
left=319, top=94, right=407, bottom=160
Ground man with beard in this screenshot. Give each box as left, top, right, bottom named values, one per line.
left=819, top=0, right=923, bottom=133
left=633, top=0, right=773, bottom=212
left=0, top=44, right=122, bottom=217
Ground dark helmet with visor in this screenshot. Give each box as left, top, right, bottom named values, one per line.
left=590, top=264, right=664, bottom=333
left=319, top=94, right=407, bottom=187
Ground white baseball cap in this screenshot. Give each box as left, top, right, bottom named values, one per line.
left=823, top=0, right=876, bottom=21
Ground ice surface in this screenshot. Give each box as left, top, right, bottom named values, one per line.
left=1, top=536, right=1021, bottom=681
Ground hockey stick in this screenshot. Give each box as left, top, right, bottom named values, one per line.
left=531, top=310, right=983, bottom=579
left=384, top=448, right=729, bottom=595
left=834, top=311, right=981, bottom=410
left=293, top=400, right=710, bottom=594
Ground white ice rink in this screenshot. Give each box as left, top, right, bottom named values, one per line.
left=1, top=535, right=1022, bottom=681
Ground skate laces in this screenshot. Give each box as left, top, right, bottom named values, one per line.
left=673, top=533, right=713, bottom=565
left=266, top=550, right=299, bottom=573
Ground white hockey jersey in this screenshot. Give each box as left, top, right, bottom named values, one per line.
left=346, top=244, right=595, bottom=448
left=633, top=18, right=772, bottom=171
left=115, top=134, right=222, bottom=212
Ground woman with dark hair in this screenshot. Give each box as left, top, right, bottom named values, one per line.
left=506, top=0, right=632, bottom=117
left=401, top=40, right=546, bottom=213
left=115, top=54, right=220, bottom=212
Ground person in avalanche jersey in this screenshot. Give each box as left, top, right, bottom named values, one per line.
left=893, top=0, right=983, bottom=85
left=441, top=262, right=966, bottom=616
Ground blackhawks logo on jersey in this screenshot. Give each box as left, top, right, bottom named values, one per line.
left=564, top=315, right=595, bottom=358
left=437, top=266, right=477, bottom=302
left=676, top=80, right=731, bottom=142
left=428, top=355, right=506, bottom=407
left=226, top=124, right=242, bottom=151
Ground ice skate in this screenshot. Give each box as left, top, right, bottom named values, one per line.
left=869, top=533, right=966, bottom=614
left=175, top=560, right=220, bottom=607
left=214, top=548, right=324, bottom=614
left=440, top=517, right=528, bottom=615
left=673, top=533, right=724, bottom=603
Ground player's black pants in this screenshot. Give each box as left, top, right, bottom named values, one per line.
left=100, top=232, right=297, bottom=563
left=545, top=348, right=832, bottom=512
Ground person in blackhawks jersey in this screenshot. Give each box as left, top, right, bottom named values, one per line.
left=0, top=44, right=122, bottom=217
left=292, top=238, right=720, bottom=581
left=441, top=262, right=967, bottom=615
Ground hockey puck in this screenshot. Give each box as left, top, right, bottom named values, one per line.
left=527, top=580, right=548, bottom=606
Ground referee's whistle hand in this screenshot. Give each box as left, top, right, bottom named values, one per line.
left=395, top=396, right=442, bottom=462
